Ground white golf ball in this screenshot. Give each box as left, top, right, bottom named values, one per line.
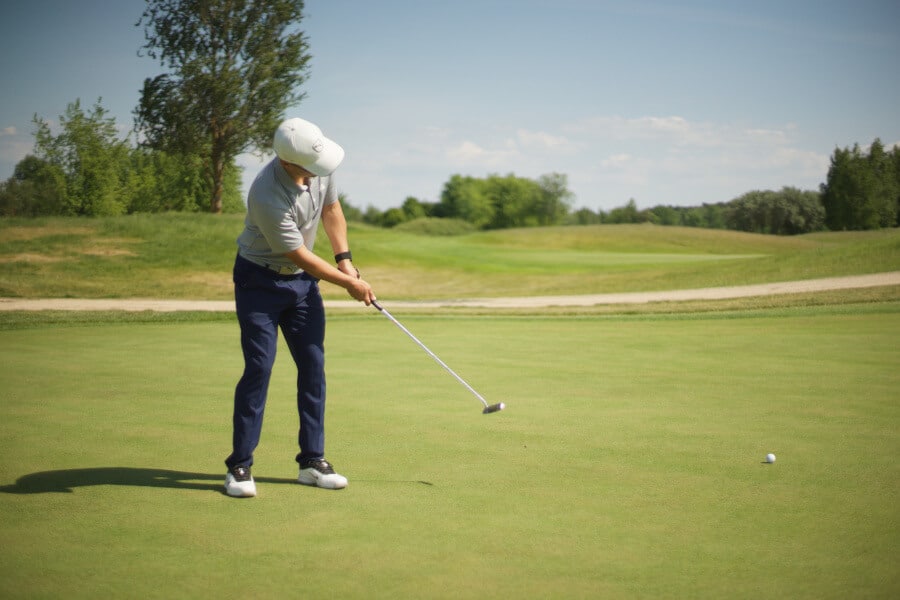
left=766, top=453, right=776, bottom=463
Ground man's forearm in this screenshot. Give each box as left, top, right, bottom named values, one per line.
left=322, top=201, right=349, bottom=256
left=284, top=246, right=357, bottom=289
left=284, top=243, right=375, bottom=305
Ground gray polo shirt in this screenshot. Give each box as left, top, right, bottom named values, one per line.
left=237, top=158, right=338, bottom=274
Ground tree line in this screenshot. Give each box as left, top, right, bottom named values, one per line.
left=345, top=173, right=574, bottom=231
left=3, top=97, right=897, bottom=235
left=341, top=138, right=898, bottom=235
left=0, top=100, right=244, bottom=217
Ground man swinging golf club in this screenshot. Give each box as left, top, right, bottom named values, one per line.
left=225, top=117, right=376, bottom=498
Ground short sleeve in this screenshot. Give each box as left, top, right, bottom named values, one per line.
left=247, top=188, right=304, bottom=254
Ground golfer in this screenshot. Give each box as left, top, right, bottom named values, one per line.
left=225, top=117, right=376, bottom=498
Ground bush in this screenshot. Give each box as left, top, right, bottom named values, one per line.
left=392, top=217, right=476, bottom=236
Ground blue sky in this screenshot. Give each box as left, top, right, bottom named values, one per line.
left=1, top=0, right=898, bottom=211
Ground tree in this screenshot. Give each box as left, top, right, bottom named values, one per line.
left=436, top=172, right=573, bottom=229
left=822, top=140, right=897, bottom=230
left=380, top=207, right=407, bottom=228
left=536, top=173, right=574, bottom=225
left=723, top=188, right=823, bottom=234
left=568, top=207, right=603, bottom=225
left=648, top=205, right=679, bottom=226
left=33, top=99, right=130, bottom=216
left=122, top=148, right=244, bottom=213
left=483, top=174, right=536, bottom=229
left=401, top=196, right=426, bottom=220
left=0, top=155, right=68, bottom=217
left=893, top=144, right=900, bottom=224
left=867, top=139, right=899, bottom=227
left=439, top=175, right=495, bottom=228
left=337, top=194, right=363, bottom=222
left=136, top=0, right=312, bottom=213
left=606, top=199, right=649, bottom=224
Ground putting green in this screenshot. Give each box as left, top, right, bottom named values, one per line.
left=1, top=306, right=898, bottom=598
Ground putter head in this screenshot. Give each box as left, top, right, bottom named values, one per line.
left=482, top=402, right=505, bottom=414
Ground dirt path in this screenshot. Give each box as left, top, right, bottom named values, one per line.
left=1, top=272, right=898, bottom=312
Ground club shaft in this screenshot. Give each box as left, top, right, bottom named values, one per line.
left=373, top=301, right=489, bottom=408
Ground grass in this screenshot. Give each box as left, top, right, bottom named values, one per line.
left=1, top=306, right=898, bottom=598
left=0, top=215, right=898, bottom=299
left=1, top=217, right=898, bottom=597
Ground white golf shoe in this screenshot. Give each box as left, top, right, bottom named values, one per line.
left=298, top=459, right=348, bottom=490
left=224, top=465, right=256, bottom=497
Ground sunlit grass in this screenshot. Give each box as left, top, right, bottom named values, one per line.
left=1, top=307, right=898, bottom=598
left=0, top=215, right=898, bottom=299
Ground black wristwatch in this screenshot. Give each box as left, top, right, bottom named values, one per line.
left=334, top=251, right=353, bottom=263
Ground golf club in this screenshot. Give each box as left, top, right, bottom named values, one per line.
left=371, top=300, right=505, bottom=415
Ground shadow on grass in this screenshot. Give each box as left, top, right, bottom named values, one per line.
left=0, top=467, right=296, bottom=495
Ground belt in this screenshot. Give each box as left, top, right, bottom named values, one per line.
left=262, top=262, right=301, bottom=275
left=237, top=254, right=303, bottom=277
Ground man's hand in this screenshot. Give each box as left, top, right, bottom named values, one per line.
left=337, top=259, right=371, bottom=304
left=284, top=246, right=375, bottom=304
left=347, top=277, right=376, bottom=305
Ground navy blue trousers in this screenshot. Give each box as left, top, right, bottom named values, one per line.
left=226, top=255, right=327, bottom=470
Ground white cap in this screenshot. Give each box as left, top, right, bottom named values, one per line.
left=273, top=117, right=345, bottom=176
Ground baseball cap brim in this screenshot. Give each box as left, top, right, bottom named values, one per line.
left=273, top=118, right=345, bottom=177
left=303, top=139, right=344, bottom=177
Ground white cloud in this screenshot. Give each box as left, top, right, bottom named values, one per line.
left=446, top=140, right=489, bottom=164
left=515, top=129, right=571, bottom=151
left=551, top=114, right=833, bottom=207
left=444, top=139, right=519, bottom=169
left=1, top=126, right=17, bottom=137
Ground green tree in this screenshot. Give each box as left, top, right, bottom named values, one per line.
left=778, top=187, right=825, bottom=234
left=337, top=194, right=363, bottom=222
left=893, top=144, right=900, bottom=224
left=568, top=207, right=602, bottom=225
left=648, top=205, right=681, bottom=226
left=606, top=199, right=650, bottom=224
left=437, top=172, right=573, bottom=229
left=0, top=155, right=68, bottom=217
left=401, top=196, right=426, bottom=220
left=122, top=148, right=243, bottom=214
left=536, top=173, right=574, bottom=225
left=362, top=205, right=384, bottom=226
left=439, top=175, right=495, bottom=228
left=822, top=140, right=897, bottom=230
left=33, top=99, right=130, bottom=216
left=380, top=207, right=407, bottom=228
left=724, top=188, right=823, bottom=235
left=484, top=174, right=537, bottom=228
left=136, top=0, right=312, bottom=213
left=867, top=139, right=899, bottom=227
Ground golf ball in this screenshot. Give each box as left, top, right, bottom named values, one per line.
left=766, top=453, right=776, bottom=463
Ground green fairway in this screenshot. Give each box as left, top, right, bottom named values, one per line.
left=1, top=215, right=898, bottom=299
left=2, top=306, right=898, bottom=598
